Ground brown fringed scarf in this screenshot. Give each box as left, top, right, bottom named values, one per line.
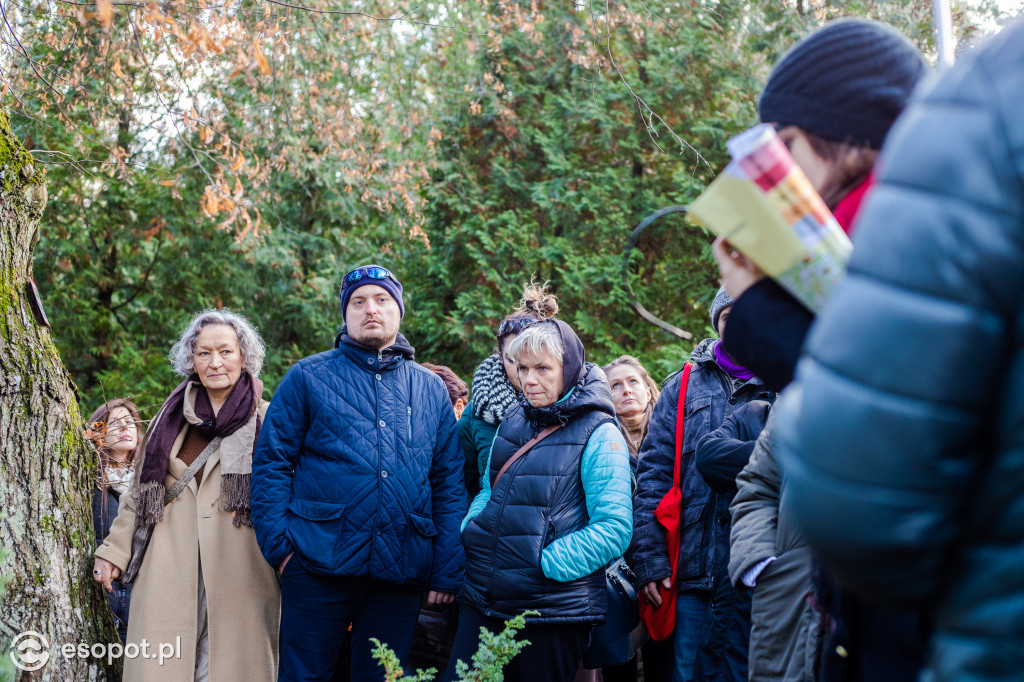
left=134, top=371, right=262, bottom=528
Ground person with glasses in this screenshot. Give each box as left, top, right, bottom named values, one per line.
left=251, top=264, right=467, bottom=681
left=457, top=281, right=558, bottom=498
left=86, top=398, right=140, bottom=642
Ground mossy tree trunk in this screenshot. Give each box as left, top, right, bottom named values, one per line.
left=0, top=107, right=119, bottom=679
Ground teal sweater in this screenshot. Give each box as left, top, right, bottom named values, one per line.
left=457, top=398, right=499, bottom=496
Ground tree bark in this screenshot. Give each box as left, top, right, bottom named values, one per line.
left=0, top=107, right=119, bottom=679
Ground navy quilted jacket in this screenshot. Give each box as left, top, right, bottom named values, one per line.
left=632, top=339, right=774, bottom=591
left=775, top=21, right=1024, bottom=681
left=251, top=331, right=467, bottom=592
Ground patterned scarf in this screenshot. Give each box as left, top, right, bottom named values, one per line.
left=471, top=354, right=519, bottom=426
left=105, top=466, right=134, bottom=496
left=134, top=371, right=262, bottom=528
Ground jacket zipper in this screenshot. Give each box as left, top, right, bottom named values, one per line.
left=541, top=519, right=555, bottom=548
left=485, top=453, right=532, bottom=604
left=371, top=349, right=384, bottom=562
left=407, top=405, right=412, bottom=446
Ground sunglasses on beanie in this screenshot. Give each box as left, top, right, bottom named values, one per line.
left=343, top=266, right=399, bottom=286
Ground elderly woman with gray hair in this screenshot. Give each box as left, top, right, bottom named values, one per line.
left=445, top=319, right=633, bottom=682
left=93, top=309, right=279, bottom=682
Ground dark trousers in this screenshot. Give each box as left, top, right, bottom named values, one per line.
left=278, top=559, right=422, bottom=681
left=443, top=604, right=591, bottom=682
left=602, top=637, right=676, bottom=682
left=106, top=578, right=131, bottom=643
left=694, top=581, right=751, bottom=682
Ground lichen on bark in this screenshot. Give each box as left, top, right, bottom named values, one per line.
left=1, top=104, right=119, bottom=680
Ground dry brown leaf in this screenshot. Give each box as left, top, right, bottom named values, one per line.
left=96, top=0, right=114, bottom=29
left=254, top=47, right=271, bottom=76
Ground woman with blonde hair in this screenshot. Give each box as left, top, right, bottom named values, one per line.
left=458, top=280, right=558, bottom=496
left=599, top=355, right=675, bottom=682
left=602, top=356, right=661, bottom=459
left=449, top=320, right=632, bottom=681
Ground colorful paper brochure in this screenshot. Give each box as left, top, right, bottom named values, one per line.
left=689, top=124, right=853, bottom=313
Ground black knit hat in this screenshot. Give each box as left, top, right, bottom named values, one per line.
left=759, top=18, right=926, bottom=149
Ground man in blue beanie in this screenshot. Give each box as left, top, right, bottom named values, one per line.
left=252, top=264, right=467, bottom=681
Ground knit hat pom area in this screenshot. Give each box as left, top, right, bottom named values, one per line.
left=758, top=18, right=926, bottom=149
left=338, top=264, right=405, bottom=318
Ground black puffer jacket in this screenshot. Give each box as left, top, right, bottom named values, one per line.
left=632, top=339, right=774, bottom=591
left=460, top=321, right=632, bottom=624
left=776, top=21, right=1024, bottom=681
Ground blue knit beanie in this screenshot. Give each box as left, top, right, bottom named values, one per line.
left=759, top=18, right=926, bottom=149
left=339, top=264, right=405, bottom=318
left=710, top=286, right=733, bottom=334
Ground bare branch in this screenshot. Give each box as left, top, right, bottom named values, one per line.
left=597, top=0, right=710, bottom=169
left=260, top=0, right=489, bottom=37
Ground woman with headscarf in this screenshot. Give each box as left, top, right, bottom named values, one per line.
left=445, top=320, right=633, bottom=681
left=93, top=309, right=279, bottom=681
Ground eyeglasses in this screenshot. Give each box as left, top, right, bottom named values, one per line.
left=344, top=266, right=397, bottom=286
left=497, top=317, right=539, bottom=338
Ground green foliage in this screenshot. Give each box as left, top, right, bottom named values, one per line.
left=10, top=0, right=1014, bottom=411
left=370, top=637, right=438, bottom=682
left=370, top=610, right=534, bottom=681
left=453, top=611, right=533, bottom=681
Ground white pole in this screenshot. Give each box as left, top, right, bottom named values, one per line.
left=933, top=0, right=956, bottom=68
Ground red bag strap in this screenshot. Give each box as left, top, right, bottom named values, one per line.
left=672, top=363, right=693, bottom=490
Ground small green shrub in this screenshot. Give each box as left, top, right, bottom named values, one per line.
left=371, top=611, right=535, bottom=681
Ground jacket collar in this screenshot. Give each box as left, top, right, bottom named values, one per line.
left=335, top=328, right=415, bottom=372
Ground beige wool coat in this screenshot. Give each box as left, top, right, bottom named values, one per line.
left=96, top=401, right=280, bottom=682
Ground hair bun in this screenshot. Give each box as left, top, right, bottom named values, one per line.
left=520, top=279, right=559, bottom=319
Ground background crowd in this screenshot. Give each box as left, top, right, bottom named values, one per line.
left=80, top=13, right=1024, bottom=682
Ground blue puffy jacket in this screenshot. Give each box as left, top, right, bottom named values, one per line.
left=251, top=331, right=467, bottom=592
left=775, top=21, right=1024, bottom=681
left=460, top=366, right=633, bottom=623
